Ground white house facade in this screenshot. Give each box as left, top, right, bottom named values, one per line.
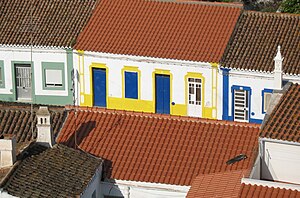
left=0, top=46, right=73, bottom=105
left=75, top=51, right=221, bottom=119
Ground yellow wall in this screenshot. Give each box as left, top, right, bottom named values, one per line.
left=210, top=62, right=218, bottom=119
left=107, top=66, right=153, bottom=112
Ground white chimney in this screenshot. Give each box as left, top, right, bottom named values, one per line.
left=0, top=135, right=16, bottom=168
left=36, top=106, right=53, bottom=147
left=274, top=45, right=284, bottom=90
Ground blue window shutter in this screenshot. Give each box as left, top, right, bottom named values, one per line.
left=155, top=75, right=164, bottom=113
left=93, top=68, right=107, bottom=107
left=125, top=71, right=138, bottom=99
left=163, top=75, right=170, bottom=114
left=155, top=75, right=170, bottom=114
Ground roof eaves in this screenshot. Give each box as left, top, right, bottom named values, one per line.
left=156, top=0, right=243, bottom=8
left=0, top=44, right=72, bottom=50
left=65, top=105, right=260, bottom=129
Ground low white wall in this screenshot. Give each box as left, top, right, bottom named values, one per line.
left=261, top=139, right=300, bottom=184
left=101, top=180, right=190, bottom=198
left=81, top=165, right=102, bottom=198
left=0, top=191, right=17, bottom=198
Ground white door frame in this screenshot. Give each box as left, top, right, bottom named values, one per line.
left=187, top=77, right=202, bottom=117
left=233, top=89, right=249, bottom=122
left=15, top=64, right=32, bottom=101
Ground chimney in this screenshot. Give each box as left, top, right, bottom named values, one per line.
left=0, top=135, right=16, bottom=168
left=36, top=106, right=53, bottom=147
left=273, top=45, right=284, bottom=90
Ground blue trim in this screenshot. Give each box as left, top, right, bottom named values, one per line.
left=249, top=118, right=263, bottom=124
left=261, top=89, right=273, bottom=114
left=231, top=85, right=252, bottom=122
left=221, top=68, right=230, bottom=120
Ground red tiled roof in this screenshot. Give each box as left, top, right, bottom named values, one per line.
left=75, top=0, right=242, bottom=63
left=187, top=172, right=300, bottom=198
left=260, top=83, right=300, bottom=143
left=187, top=169, right=249, bottom=198
left=239, top=184, right=300, bottom=197
left=57, top=107, right=260, bottom=186
left=221, top=11, right=300, bottom=75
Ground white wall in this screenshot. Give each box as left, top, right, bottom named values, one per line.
left=81, top=51, right=213, bottom=102
left=81, top=165, right=102, bottom=198
left=0, top=46, right=69, bottom=96
left=101, top=180, right=190, bottom=198
left=227, top=70, right=276, bottom=121
left=261, top=139, right=300, bottom=184
left=226, top=70, right=300, bottom=122
left=76, top=51, right=219, bottom=118
left=0, top=191, right=17, bottom=198
left=217, top=69, right=223, bottom=120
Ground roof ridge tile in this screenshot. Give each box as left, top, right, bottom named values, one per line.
left=66, top=105, right=260, bottom=128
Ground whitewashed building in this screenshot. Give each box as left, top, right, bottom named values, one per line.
left=0, top=0, right=97, bottom=105
left=220, top=11, right=300, bottom=123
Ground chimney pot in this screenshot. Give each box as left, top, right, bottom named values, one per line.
left=36, top=106, right=53, bottom=147
left=0, top=135, right=16, bottom=168
left=273, top=45, right=283, bottom=90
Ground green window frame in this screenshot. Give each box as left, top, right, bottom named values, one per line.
left=42, top=62, right=65, bottom=90
left=0, top=60, right=4, bottom=88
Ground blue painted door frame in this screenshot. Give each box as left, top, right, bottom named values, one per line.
left=155, top=74, right=170, bottom=114
left=93, top=68, right=106, bottom=107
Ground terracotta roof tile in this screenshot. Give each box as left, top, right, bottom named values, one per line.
left=187, top=169, right=249, bottom=198
left=0, top=0, right=98, bottom=47
left=187, top=171, right=300, bottom=198
left=239, top=184, right=300, bottom=198
left=221, top=11, right=300, bottom=75
left=75, top=0, right=242, bottom=62
left=2, top=143, right=102, bottom=197
left=260, top=83, right=300, bottom=143
left=57, top=107, right=260, bottom=186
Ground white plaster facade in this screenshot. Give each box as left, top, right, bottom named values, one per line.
left=0, top=45, right=73, bottom=105
left=0, top=191, right=17, bottom=198
left=100, top=180, right=190, bottom=198
left=250, top=138, right=300, bottom=185
left=74, top=51, right=221, bottom=119
left=260, top=139, right=300, bottom=184
left=81, top=165, right=103, bottom=198
left=222, top=68, right=300, bottom=123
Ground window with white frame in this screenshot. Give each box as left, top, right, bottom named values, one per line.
left=263, top=92, right=272, bottom=112
left=42, top=62, right=65, bottom=90
left=45, top=69, right=63, bottom=87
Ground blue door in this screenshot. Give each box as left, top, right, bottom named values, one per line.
left=93, top=68, right=106, bottom=107
left=155, top=74, right=170, bottom=114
